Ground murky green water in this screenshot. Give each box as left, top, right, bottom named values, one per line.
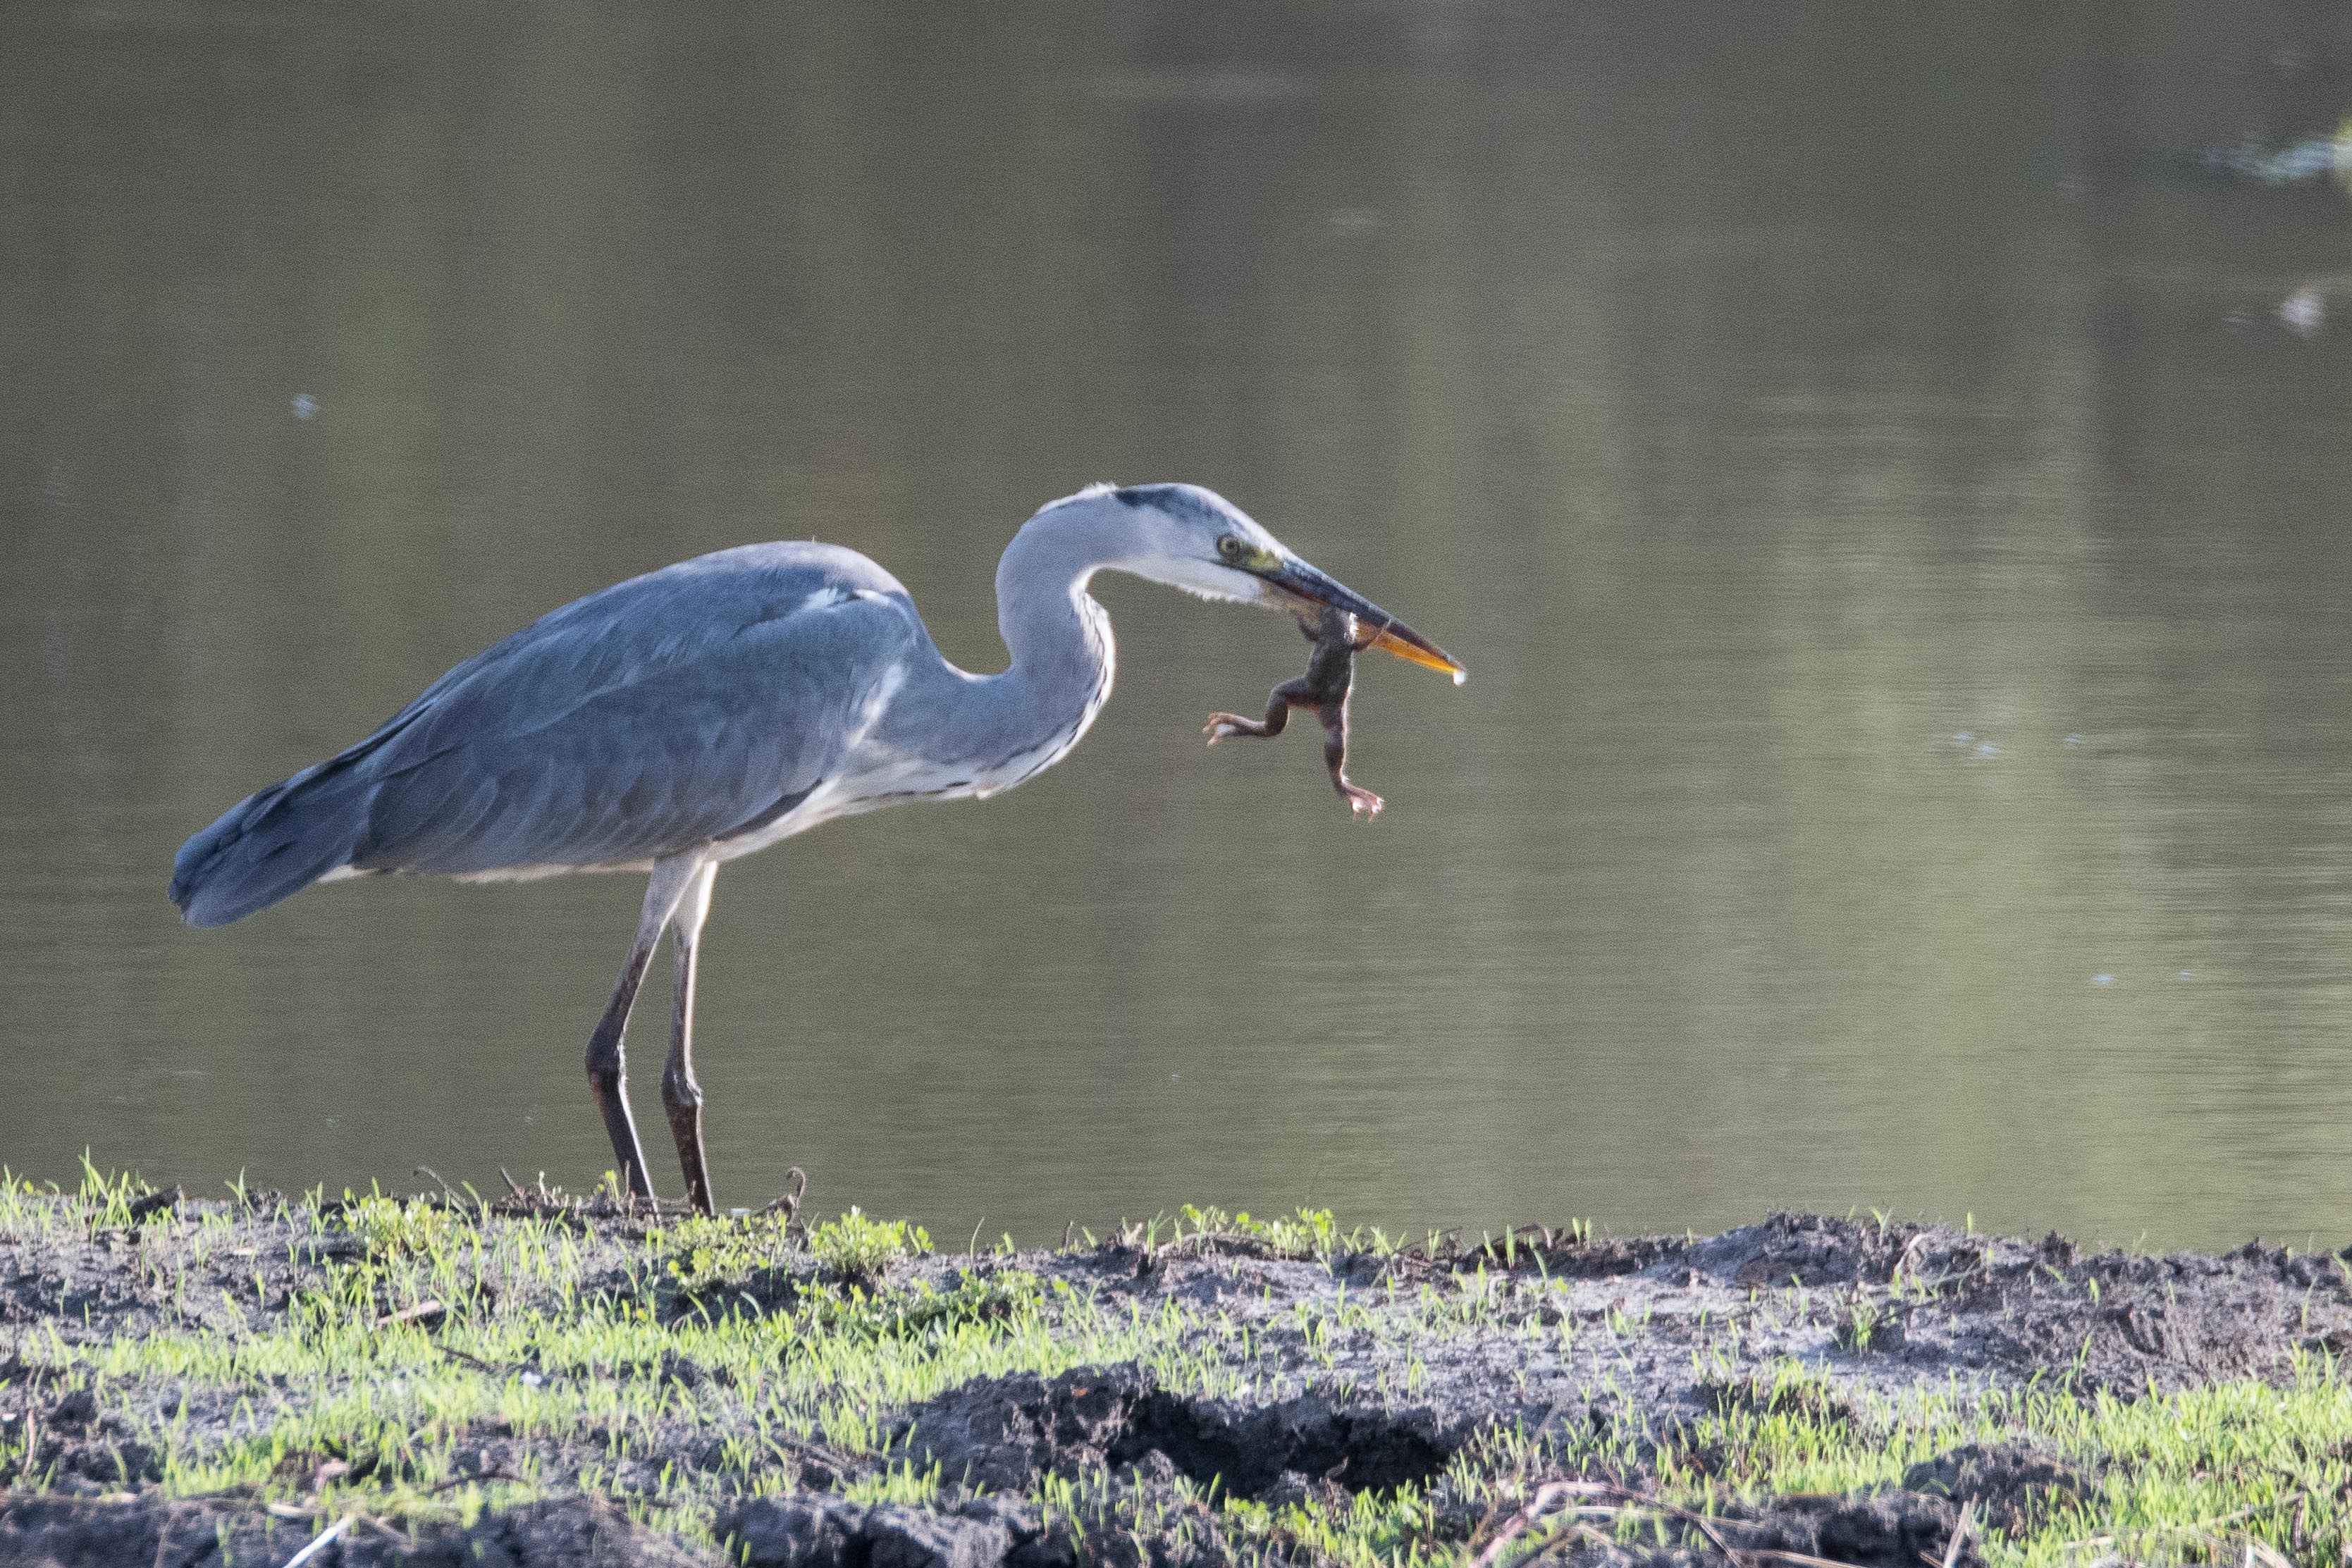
left=7, top=2, right=2352, bottom=1248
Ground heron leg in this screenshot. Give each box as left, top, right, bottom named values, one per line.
left=585, top=857, right=705, bottom=1202
left=659, top=860, right=720, bottom=1216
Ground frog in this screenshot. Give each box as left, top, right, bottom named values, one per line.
left=1202, top=605, right=1384, bottom=817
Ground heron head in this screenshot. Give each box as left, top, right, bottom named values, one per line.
left=1077, top=481, right=1467, bottom=682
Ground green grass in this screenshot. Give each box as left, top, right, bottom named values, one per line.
left=2, top=1170, right=2348, bottom=1565
left=1642, top=1357, right=2352, bottom=1565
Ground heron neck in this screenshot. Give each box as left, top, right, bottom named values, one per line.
left=979, top=505, right=1121, bottom=758
left=889, top=504, right=1121, bottom=782
left=999, top=501, right=1129, bottom=670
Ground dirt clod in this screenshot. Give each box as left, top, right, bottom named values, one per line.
left=718, top=1495, right=1037, bottom=1568
left=1902, top=1441, right=2088, bottom=1531
left=1546, top=1490, right=1976, bottom=1568
left=895, top=1364, right=1459, bottom=1499
left=0, top=1493, right=709, bottom=1568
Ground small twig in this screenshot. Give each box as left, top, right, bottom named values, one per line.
left=0, top=1486, right=229, bottom=1509
left=1470, top=1481, right=1618, bottom=1568
left=411, top=1166, right=457, bottom=1201
left=376, top=1299, right=446, bottom=1328
left=149, top=1502, right=178, bottom=1568
left=2052, top=1495, right=2283, bottom=1549
left=424, top=1464, right=517, bottom=1495
left=149, top=1502, right=183, bottom=1568
left=1941, top=1497, right=1976, bottom=1568
left=768, top=1428, right=861, bottom=1475
left=1664, top=1498, right=1748, bottom=1564
left=1147, top=1230, right=1283, bottom=1262
left=282, top=1516, right=349, bottom=1568
left=498, top=1167, right=528, bottom=1201
left=1474, top=1224, right=1567, bottom=1266
left=753, top=1167, right=807, bottom=1219
left=435, top=1345, right=502, bottom=1374
left=1474, top=1481, right=1752, bottom=1568
left=1620, top=1487, right=1749, bottom=1564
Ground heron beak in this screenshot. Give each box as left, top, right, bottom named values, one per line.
left=1261, top=558, right=1467, bottom=683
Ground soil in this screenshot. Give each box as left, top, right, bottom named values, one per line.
left=0, top=1493, right=707, bottom=1568
left=2, top=1206, right=2345, bottom=1567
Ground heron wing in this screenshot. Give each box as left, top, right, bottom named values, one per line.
left=340, top=545, right=924, bottom=876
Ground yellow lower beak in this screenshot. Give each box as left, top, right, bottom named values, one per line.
left=1367, top=624, right=1467, bottom=681
left=1263, top=558, right=1467, bottom=684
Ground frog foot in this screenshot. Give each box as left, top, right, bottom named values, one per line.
left=1203, top=712, right=1269, bottom=743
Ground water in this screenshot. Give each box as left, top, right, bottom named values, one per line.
left=6, top=1, right=2352, bottom=1250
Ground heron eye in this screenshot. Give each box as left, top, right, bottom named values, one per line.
left=1217, top=535, right=1245, bottom=562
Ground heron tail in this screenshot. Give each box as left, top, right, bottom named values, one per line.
left=168, top=762, right=374, bottom=928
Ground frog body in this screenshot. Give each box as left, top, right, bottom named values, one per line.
left=1202, top=606, right=1384, bottom=817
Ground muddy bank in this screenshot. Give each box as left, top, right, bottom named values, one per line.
left=1, top=1194, right=2346, bottom=1567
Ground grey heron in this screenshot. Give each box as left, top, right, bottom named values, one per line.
left=168, top=482, right=1465, bottom=1214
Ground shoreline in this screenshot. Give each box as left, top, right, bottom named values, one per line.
left=2, top=1178, right=2348, bottom=1565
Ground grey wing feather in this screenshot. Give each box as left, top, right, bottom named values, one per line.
left=169, top=544, right=923, bottom=924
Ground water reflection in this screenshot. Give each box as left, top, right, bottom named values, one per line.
left=5, top=3, right=2352, bottom=1249
left=2195, top=127, right=2352, bottom=191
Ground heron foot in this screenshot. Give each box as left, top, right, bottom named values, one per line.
left=586, top=1061, right=659, bottom=1202
left=1338, top=781, right=1384, bottom=818
left=662, top=1081, right=716, bottom=1217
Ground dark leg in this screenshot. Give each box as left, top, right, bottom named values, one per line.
left=584, top=941, right=659, bottom=1201
left=659, top=860, right=720, bottom=1216
left=1204, top=676, right=1315, bottom=743
left=585, top=858, right=703, bottom=1203
left=1315, top=696, right=1384, bottom=817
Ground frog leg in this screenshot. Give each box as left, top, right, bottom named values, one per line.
left=1312, top=692, right=1384, bottom=819
left=1204, top=675, right=1315, bottom=742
